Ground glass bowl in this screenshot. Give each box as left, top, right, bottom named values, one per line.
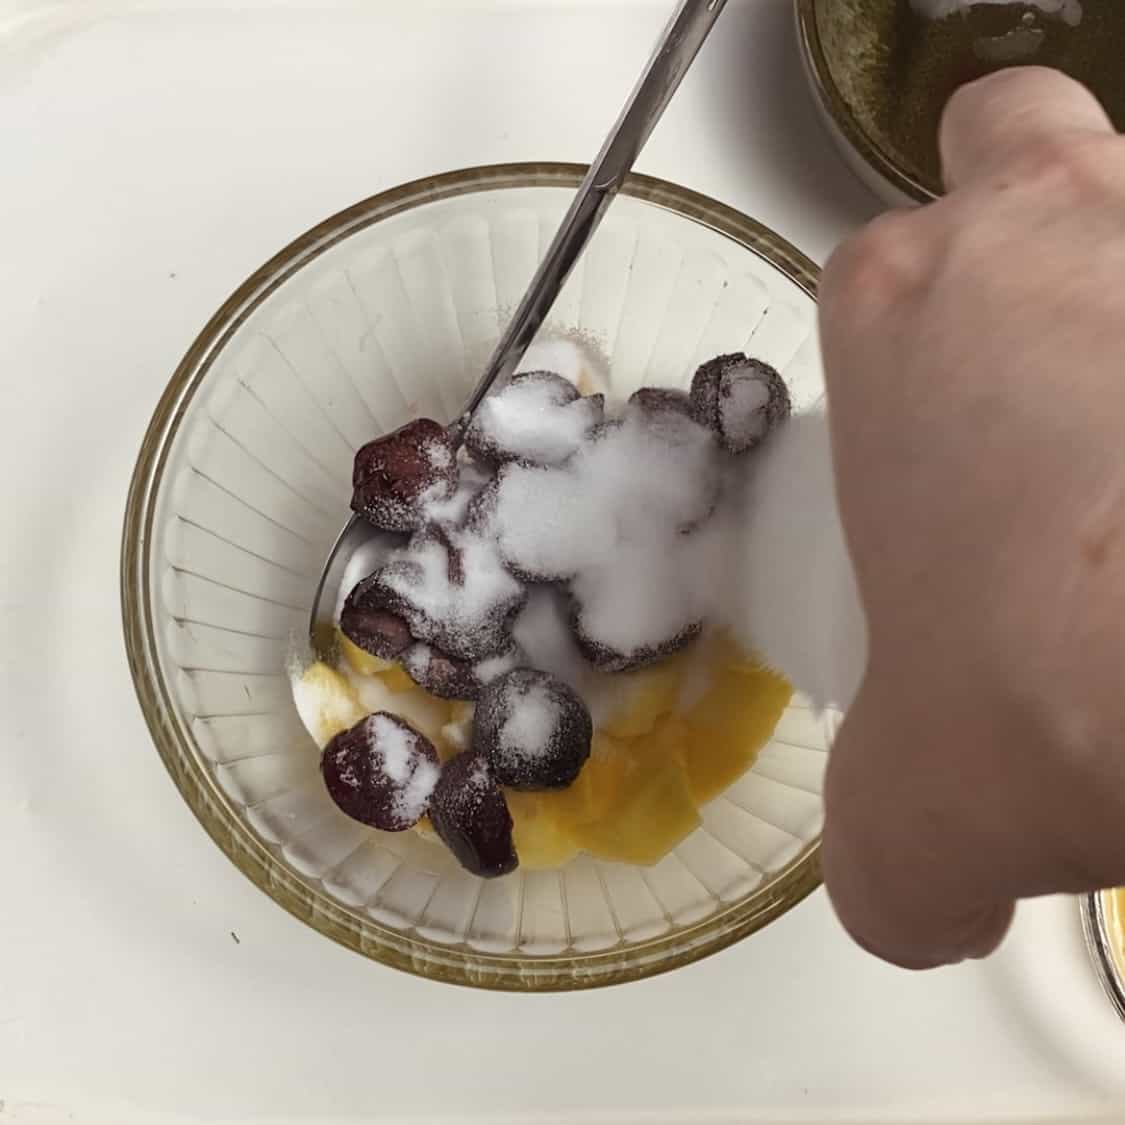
left=1083, top=891, right=1125, bottom=1023
left=122, top=162, right=835, bottom=990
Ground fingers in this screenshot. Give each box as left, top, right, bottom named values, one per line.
left=820, top=680, right=1016, bottom=969
left=940, top=66, right=1114, bottom=191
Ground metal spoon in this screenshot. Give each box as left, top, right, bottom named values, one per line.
left=309, top=0, right=728, bottom=648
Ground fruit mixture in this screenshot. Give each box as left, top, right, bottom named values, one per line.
left=293, top=344, right=794, bottom=878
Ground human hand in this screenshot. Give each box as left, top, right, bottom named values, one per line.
left=819, top=66, right=1125, bottom=968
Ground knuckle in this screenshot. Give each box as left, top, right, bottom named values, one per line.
left=1010, top=133, right=1118, bottom=196
left=822, top=211, right=926, bottom=323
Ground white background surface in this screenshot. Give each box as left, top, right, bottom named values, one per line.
left=3, top=1, right=1125, bottom=1122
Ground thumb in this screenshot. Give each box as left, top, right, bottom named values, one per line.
left=820, top=677, right=1015, bottom=969
left=940, top=66, right=1114, bottom=191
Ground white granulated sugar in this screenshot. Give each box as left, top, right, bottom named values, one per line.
left=426, top=440, right=453, bottom=470
left=498, top=680, right=561, bottom=767
left=395, top=756, right=439, bottom=823
left=403, top=643, right=433, bottom=680
left=487, top=411, right=724, bottom=664
left=512, top=587, right=618, bottom=723
left=570, top=550, right=700, bottom=657
left=475, top=648, right=521, bottom=684
left=720, top=373, right=770, bottom=448
left=515, top=336, right=608, bottom=395
left=512, top=587, right=585, bottom=690
left=363, top=713, right=439, bottom=823
left=473, top=378, right=596, bottom=465
left=382, top=527, right=523, bottom=655
left=491, top=465, right=591, bottom=579
left=424, top=459, right=491, bottom=526
left=722, top=411, right=867, bottom=711
left=367, top=713, right=414, bottom=782
left=491, top=412, right=717, bottom=583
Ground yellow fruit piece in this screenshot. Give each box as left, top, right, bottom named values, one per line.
left=506, top=791, right=580, bottom=870
left=539, top=732, right=636, bottom=833
left=572, top=755, right=701, bottom=866
left=381, top=664, right=416, bottom=694
left=295, top=662, right=366, bottom=747
left=449, top=701, right=475, bottom=725
left=337, top=629, right=394, bottom=677
left=638, top=715, right=692, bottom=764
left=601, top=658, right=684, bottom=739
left=682, top=660, right=791, bottom=805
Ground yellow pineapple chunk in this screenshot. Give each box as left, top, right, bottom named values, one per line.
left=449, top=701, right=475, bottom=725
left=506, top=791, right=580, bottom=870
left=381, top=664, right=416, bottom=694
left=601, top=658, right=684, bottom=739
left=540, top=732, right=637, bottom=832
left=572, top=755, right=701, bottom=866
left=639, top=715, right=692, bottom=764
left=294, top=662, right=366, bottom=747
left=337, top=629, right=394, bottom=677
left=682, top=660, right=791, bottom=805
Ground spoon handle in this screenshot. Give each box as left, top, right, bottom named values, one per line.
left=454, top=0, right=728, bottom=432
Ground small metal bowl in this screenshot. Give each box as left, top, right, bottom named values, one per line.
left=1082, top=890, right=1125, bottom=1024
left=796, top=0, right=1125, bottom=205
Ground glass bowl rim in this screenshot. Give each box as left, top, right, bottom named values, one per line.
left=795, top=0, right=937, bottom=204
left=1082, top=892, right=1125, bottom=1024
left=121, top=160, right=824, bottom=991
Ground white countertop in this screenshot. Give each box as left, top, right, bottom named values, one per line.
left=3, top=2, right=1125, bottom=1122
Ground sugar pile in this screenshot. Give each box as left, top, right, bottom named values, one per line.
left=483, top=407, right=728, bottom=668
left=337, top=344, right=789, bottom=705
left=719, top=375, right=772, bottom=452
left=467, top=373, right=602, bottom=467
left=724, top=410, right=867, bottom=711
left=379, top=528, right=525, bottom=662
left=497, top=678, right=562, bottom=772
left=365, top=715, right=440, bottom=826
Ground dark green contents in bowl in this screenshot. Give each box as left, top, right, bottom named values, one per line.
left=818, top=0, right=1125, bottom=195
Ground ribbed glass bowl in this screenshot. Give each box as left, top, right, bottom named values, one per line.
left=122, top=163, right=835, bottom=990
left=1083, top=891, right=1125, bottom=1024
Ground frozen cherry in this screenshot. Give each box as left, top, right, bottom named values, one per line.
left=472, top=668, right=592, bottom=791
left=690, top=353, right=790, bottom=454
left=573, top=617, right=701, bottom=672
left=351, top=417, right=458, bottom=532
left=321, top=712, right=440, bottom=831
left=627, top=386, right=694, bottom=422
left=374, top=526, right=527, bottom=663
left=566, top=572, right=702, bottom=673
left=339, top=573, right=413, bottom=660
left=429, top=753, right=518, bottom=878
left=402, top=641, right=524, bottom=701
left=401, top=643, right=480, bottom=700
left=465, top=371, right=604, bottom=468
